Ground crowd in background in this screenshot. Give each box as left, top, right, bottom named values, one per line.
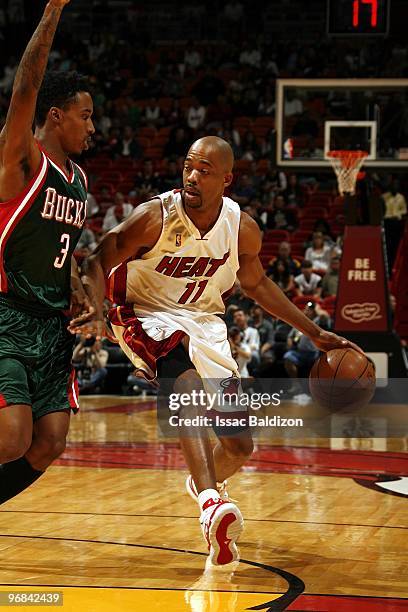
left=0, top=0, right=406, bottom=396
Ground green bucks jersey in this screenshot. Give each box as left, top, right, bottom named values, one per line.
left=0, top=149, right=88, bottom=313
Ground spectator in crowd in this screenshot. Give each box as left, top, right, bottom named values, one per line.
left=217, top=119, right=241, bottom=153
left=230, top=173, right=257, bottom=207
left=161, top=160, right=182, bottom=191
left=240, top=130, right=261, bottom=161
left=284, top=302, right=320, bottom=396
left=228, top=326, right=252, bottom=378
left=73, top=336, right=109, bottom=395
left=267, top=241, right=301, bottom=277
left=184, top=42, right=202, bottom=72
left=206, top=94, right=232, bottom=128
left=304, top=231, right=332, bottom=272
left=382, top=181, right=407, bottom=221
left=239, top=41, right=262, bottom=69
left=382, top=181, right=407, bottom=270
left=134, top=158, right=162, bottom=199
left=186, top=97, right=206, bottom=131
left=321, top=256, right=341, bottom=297
left=249, top=305, right=275, bottom=374
left=224, top=281, right=254, bottom=325
left=283, top=173, right=304, bottom=207
left=102, top=192, right=134, bottom=232
left=265, top=195, right=297, bottom=231
left=75, top=221, right=98, bottom=259
left=93, top=105, right=112, bottom=139
left=243, top=202, right=265, bottom=234
left=312, top=219, right=335, bottom=246
left=164, top=126, right=191, bottom=159
left=223, top=0, right=244, bottom=24
left=144, top=97, right=162, bottom=128
left=258, top=90, right=275, bottom=116
left=191, top=67, right=225, bottom=106
left=86, top=190, right=100, bottom=217
left=165, top=98, right=183, bottom=126
left=112, top=125, right=143, bottom=159
left=267, top=259, right=296, bottom=299
left=284, top=90, right=303, bottom=117
left=260, top=163, right=287, bottom=197
left=294, top=260, right=322, bottom=297
left=232, top=308, right=260, bottom=373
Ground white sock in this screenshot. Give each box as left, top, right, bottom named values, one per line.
left=198, top=488, right=220, bottom=512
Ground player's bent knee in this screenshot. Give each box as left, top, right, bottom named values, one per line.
left=31, top=433, right=67, bottom=462
left=221, top=435, right=254, bottom=459
left=173, top=370, right=203, bottom=396
left=0, top=435, right=32, bottom=463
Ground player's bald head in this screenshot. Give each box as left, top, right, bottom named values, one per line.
left=187, top=136, right=234, bottom=173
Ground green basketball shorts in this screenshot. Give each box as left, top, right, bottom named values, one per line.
left=0, top=300, right=79, bottom=421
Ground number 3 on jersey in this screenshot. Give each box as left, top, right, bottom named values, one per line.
left=178, top=280, right=208, bottom=304
left=54, top=233, right=70, bottom=269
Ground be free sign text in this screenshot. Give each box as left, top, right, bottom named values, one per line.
left=347, top=258, right=377, bottom=281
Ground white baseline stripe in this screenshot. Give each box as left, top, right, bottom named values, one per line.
left=0, top=153, right=48, bottom=290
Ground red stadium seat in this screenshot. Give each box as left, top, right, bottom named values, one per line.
left=260, top=242, right=280, bottom=255
left=116, top=181, right=135, bottom=195
left=92, top=180, right=115, bottom=194
left=299, top=206, right=328, bottom=219
left=298, top=218, right=318, bottom=231
left=144, top=146, right=164, bottom=159
left=289, top=243, right=306, bottom=257
left=263, top=229, right=290, bottom=243
left=321, top=295, right=336, bottom=316
left=138, top=127, right=157, bottom=140
left=99, top=170, right=124, bottom=183
left=292, top=295, right=319, bottom=310
left=290, top=230, right=310, bottom=244
left=234, top=159, right=252, bottom=173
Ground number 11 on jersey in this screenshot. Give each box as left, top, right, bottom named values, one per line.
left=178, top=280, right=208, bottom=304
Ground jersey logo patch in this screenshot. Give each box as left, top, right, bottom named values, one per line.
left=175, top=233, right=182, bottom=247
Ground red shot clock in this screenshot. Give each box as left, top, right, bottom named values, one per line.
left=327, top=0, right=390, bottom=36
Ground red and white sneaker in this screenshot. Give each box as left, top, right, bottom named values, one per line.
left=185, top=475, right=230, bottom=503
left=200, top=498, right=244, bottom=566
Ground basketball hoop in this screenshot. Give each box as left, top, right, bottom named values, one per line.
left=327, top=150, right=368, bottom=196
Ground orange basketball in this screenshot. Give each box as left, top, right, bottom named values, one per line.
left=309, top=348, right=376, bottom=412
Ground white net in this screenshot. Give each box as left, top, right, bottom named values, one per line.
left=327, top=150, right=368, bottom=195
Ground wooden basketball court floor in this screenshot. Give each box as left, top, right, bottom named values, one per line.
left=0, top=395, right=407, bottom=612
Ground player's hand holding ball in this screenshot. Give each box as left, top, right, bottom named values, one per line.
left=309, top=347, right=376, bottom=413
left=312, top=329, right=364, bottom=355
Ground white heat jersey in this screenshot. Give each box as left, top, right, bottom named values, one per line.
left=108, top=190, right=241, bottom=316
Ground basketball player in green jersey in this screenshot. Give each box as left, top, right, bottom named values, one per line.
left=0, top=0, right=95, bottom=504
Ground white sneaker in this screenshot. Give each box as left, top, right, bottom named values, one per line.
left=185, top=475, right=230, bottom=503
left=200, top=498, right=244, bottom=566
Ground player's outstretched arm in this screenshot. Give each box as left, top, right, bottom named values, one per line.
left=237, top=213, right=363, bottom=354
left=0, top=0, right=70, bottom=194
left=71, top=199, right=163, bottom=334
left=70, top=256, right=95, bottom=323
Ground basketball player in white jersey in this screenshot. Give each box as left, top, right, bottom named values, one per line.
left=77, top=136, right=361, bottom=566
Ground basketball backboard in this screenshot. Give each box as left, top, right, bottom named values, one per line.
left=276, top=79, right=408, bottom=168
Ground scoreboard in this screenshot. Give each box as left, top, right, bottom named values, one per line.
left=327, top=0, right=390, bottom=36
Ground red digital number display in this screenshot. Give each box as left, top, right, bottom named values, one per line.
left=352, top=0, right=378, bottom=28
left=327, top=0, right=389, bottom=36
